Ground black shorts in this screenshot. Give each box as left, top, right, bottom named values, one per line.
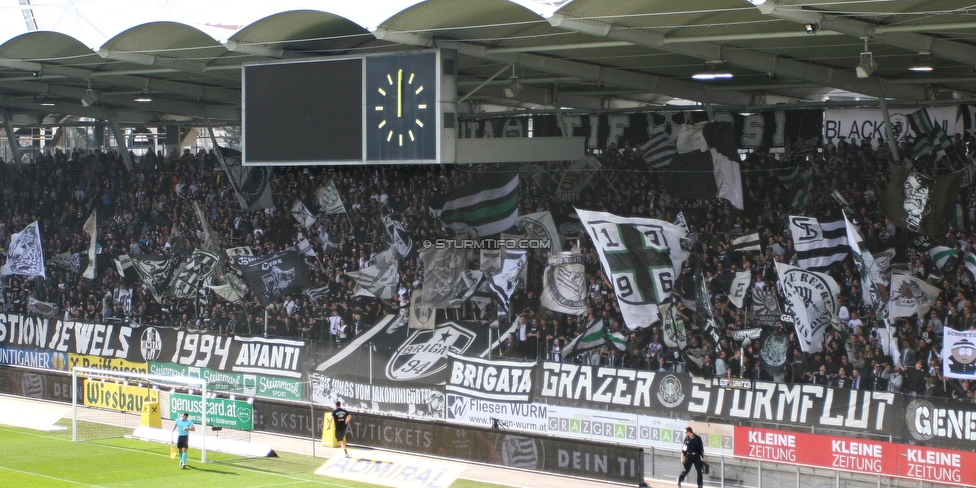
left=177, top=435, right=189, bottom=449
left=334, top=427, right=347, bottom=442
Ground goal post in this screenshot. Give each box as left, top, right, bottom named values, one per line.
left=71, top=366, right=210, bottom=462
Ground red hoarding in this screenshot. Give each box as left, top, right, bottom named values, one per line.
left=734, top=426, right=976, bottom=486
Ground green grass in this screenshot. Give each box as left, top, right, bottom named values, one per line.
left=0, top=423, right=508, bottom=488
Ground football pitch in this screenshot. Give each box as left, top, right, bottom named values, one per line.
left=0, top=423, right=506, bottom=488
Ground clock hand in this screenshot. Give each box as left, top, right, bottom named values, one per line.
left=397, top=69, right=403, bottom=118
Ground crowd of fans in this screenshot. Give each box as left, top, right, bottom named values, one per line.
left=0, top=128, right=975, bottom=403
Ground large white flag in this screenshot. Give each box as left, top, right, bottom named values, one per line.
left=888, top=272, right=941, bottom=319
left=541, top=251, right=587, bottom=315
left=82, top=212, right=97, bottom=279
left=775, top=261, right=840, bottom=353
left=577, top=208, right=687, bottom=330
left=0, top=221, right=45, bottom=278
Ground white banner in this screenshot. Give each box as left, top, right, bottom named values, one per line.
left=545, top=404, right=735, bottom=456
left=823, top=106, right=957, bottom=147
left=445, top=394, right=548, bottom=432
left=943, top=328, right=976, bottom=380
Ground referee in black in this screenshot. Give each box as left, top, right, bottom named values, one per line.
left=677, top=426, right=707, bottom=488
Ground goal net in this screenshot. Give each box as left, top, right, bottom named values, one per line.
left=71, top=366, right=272, bottom=463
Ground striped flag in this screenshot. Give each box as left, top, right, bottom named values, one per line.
left=731, top=232, right=761, bottom=253
left=965, top=252, right=976, bottom=281
left=784, top=136, right=819, bottom=161
left=561, top=319, right=618, bottom=358
left=640, top=132, right=676, bottom=169
left=908, top=109, right=936, bottom=160
left=929, top=245, right=957, bottom=269
left=789, top=215, right=849, bottom=272
left=431, top=172, right=519, bottom=237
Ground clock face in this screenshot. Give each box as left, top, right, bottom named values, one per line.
left=365, top=52, right=438, bottom=161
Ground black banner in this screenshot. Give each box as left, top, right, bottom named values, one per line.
left=538, top=362, right=905, bottom=439
left=458, top=110, right=823, bottom=152
left=0, top=367, right=77, bottom=403
left=349, top=406, right=640, bottom=484
left=0, top=314, right=306, bottom=380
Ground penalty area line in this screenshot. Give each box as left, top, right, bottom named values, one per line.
left=0, top=464, right=106, bottom=487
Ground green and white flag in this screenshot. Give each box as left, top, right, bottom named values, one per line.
left=561, top=319, right=608, bottom=358
left=929, top=245, right=957, bottom=269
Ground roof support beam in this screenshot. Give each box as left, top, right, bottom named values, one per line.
left=372, top=30, right=756, bottom=107
left=106, top=111, right=134, bottom=171
left=545, top=15, right=926, bottom=101
left=97, top=49, right=208, bottom=74
left=0, top=58, right=240, bottom=104
left=1, top=110, right=23, bottom=165
left=752, top=1, right=976, bottom=69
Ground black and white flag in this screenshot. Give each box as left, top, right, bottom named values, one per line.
left=555, top=157, right=601, bottom=201
left=315, top=181, right=347, bottom=215
left=516, top=211, right=561, bottom=256
left=169, top=248, right=221, bottom=300
left=130, top=254, right=179, bottom=304
left=752, top=286, right=781, bottom=328
left=694, top=259, right=721, bottom=345
left=418, top=246, right=466, bottom=309
left=83, top=212, right=97, bottom=279
left=789, top=215, right=849, bottom=272
left=457, top=270, right=492, bottom=315
left=888, top=272, right=940, bottom=319
left=731, top=232, right=761, bottom=253
left=759, top=331, right=790, bottom=376
left=304, top=282, right=331, bottom=307
left=660, top=303, right=688, bottom=350
left=883, top=164, right=962, bottom=237
left=192, top=201, right=220, bottom=253
left=487, top=249, right=528, bottom=319
left=843, top=211, right=888, bottom=313
left=27, top=297, right=57, bottom=318
left=235, top=251, right=313, bottom=307
left=640, top=132, right=677, bottom=169
left=208, top=274, right=247, bottom=304
left=169, top=226, right=189, bottom=259
left=408, top=287, right=437, bottom=330
left=345, top=246, right=398, bottom=300
left=659, top=121, right=744, bottom=210
left=217, top=147, right=274, bottom=211
left=541, top=251, right=587, bottom=315
left=114, top=253, right=138, bottom=285
left=380, top=205, right=413, bottom=258
left=724, top=270, right=752, bottom=309
left=776, top=261, right=840, bottom=354
left=577, top=208, right=687, bottom=330
left=291, top=200, right=317, bottom=228
left=51, top=251, right=84, bottom=274
left=1, top=221, right=45, bottom=278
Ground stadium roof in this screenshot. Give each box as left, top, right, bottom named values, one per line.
left=1, top=0, right=974, bottom=127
